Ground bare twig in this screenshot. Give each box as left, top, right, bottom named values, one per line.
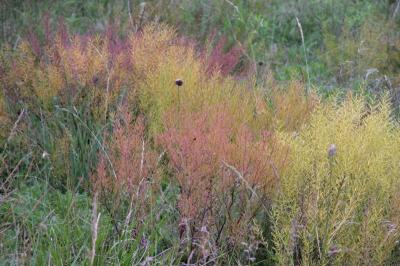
left=104, top=67, right=111, bottom=121
left=221, top=161, right=270, bottom=211
left=7, top=108, right=25, bottom=143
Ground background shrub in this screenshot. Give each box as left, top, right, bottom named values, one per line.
left=273, top=96, right=400, bottom=265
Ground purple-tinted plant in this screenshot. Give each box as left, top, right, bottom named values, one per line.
left=204, top=36, right=246, bottom=76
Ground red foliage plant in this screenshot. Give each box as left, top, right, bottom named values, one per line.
left=91, top=105, right=157, bottom=216
left=157, top=105, right=287, bottom=258
left=159, top=106, right=232, bottom=221
left=204, top=36, right=246, bottom=76
left=2, top=19, right=134, bottom=119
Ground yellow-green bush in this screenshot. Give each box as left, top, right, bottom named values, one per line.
left=273, top=96, right=400, bottom=265
left=132, top=24, right=274, bottom=135
left=270, top=81, right=319, bottom=132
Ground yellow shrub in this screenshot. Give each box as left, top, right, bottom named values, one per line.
left=2, top=41, right=37, bottom=101
left=1, top=40, right=65, bottom=109
left=271, top=81, right=319, bottom=132
left=132, top=24, right=273, bottom=135
left=273, top=96, right=400, bottom=265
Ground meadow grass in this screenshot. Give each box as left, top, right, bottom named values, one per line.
left=1, top=1, right=400, bottom=265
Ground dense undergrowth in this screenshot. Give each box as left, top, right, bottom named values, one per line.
left=1, top=1, right=400, bottom=265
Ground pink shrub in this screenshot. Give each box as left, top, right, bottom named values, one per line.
left=158, top=105, right=287, bottom=260
left=91, top=104, right=157, bottom=218
left=204, top=36, right=246, bottom=76
left=159, top=106, right=232, bottom=222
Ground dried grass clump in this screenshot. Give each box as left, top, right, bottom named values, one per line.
left=273, top=96, right=400, bottom=265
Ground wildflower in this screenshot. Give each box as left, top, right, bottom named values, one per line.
left=200, top=226, right=208, bottom=233
left=327, top=144, right=337, bottom=157
left=140, top=234, right=149, bottom=248
left=175, top=79, right=183, bottom=86
left=328, top=244, right=341, bottom=257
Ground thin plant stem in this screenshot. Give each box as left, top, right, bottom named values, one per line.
left=296, top=17, right=311, bottom=95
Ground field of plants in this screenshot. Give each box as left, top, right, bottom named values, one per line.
left=1, top=0, right=400, bottom=265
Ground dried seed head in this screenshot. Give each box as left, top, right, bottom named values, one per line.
left=258, top=61, right=264, bottom=66
left=175, top=79, right=183, bottom=87
left=92, top=76, right=99, bottom=85
left=328, top=144, right=337, bottom=157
